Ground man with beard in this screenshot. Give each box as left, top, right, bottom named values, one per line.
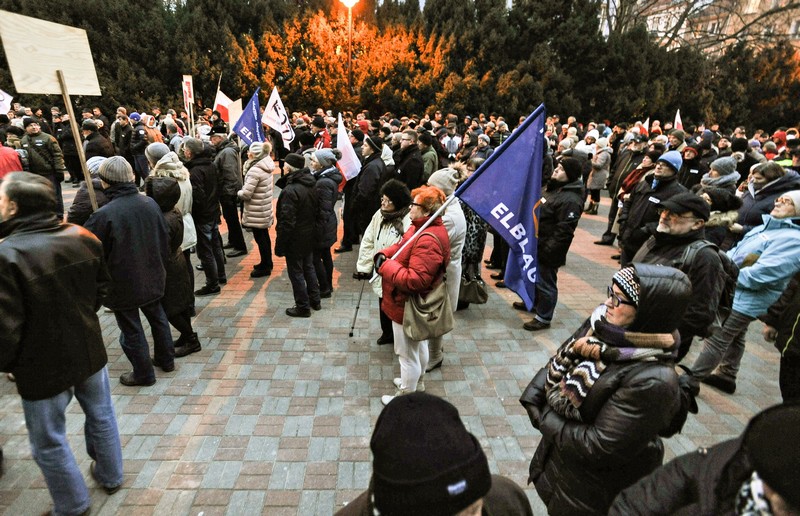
left=632, top=193, right=726, bottom=359
left=517, top=158, right=584, bottom=331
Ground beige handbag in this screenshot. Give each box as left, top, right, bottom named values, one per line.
left=402, top=232, right=454, bottom=341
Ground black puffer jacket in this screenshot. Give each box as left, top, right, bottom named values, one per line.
left=761, top=271, right=800, bottom=361
left=0, top=213, right=109, bottom=401
left=538, top=178, right=584, bottom=268
left=186, top=154, right=220, bottom=225
left=632, top=228, right=725, bottom=339
left=394, top=146, right=424, bottom=191
left=275, top=168, right=318, bottom=257
left=520, top=264, right=690, bottom=515
left=313, top=165, right=343, bottom=248
left=84, top=131, right=115, bottom=160
left=354, top=152, right=386, bottom=231
left=618, top=173, right=687, bottom=261
left=609, top=436, right=751, bottom=515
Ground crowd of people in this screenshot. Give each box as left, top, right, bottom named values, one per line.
left=1, top=100, right=800, bottom=515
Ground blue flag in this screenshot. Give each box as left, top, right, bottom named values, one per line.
left=233, top=88, right=264, bottom=146
left=454, top=104, right=546, bottom=311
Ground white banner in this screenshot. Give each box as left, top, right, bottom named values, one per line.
left=0, top=88, right=12, bottom=115
left=261, top=86, right=294, bottom=149
left=336, top=113, right=361, bottom=180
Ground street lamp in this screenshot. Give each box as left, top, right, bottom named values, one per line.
left=340, top=0, right=359, bottom=94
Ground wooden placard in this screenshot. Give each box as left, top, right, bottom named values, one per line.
left=0, top=10, right=101, bottom=95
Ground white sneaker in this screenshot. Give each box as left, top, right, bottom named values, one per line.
left=381, top=389, right=410, bottom=405
left=393, top=377, right=425, bottom=392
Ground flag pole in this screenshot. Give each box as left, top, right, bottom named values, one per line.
left=369, top=194, right=458, bottom=283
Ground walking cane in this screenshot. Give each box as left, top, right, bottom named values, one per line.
left=349, top=279, right=367, bottom=337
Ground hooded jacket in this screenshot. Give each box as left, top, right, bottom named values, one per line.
left=313, top=164, right=344, bottom=247
left=238, top=155, right=275, bottom=229
left=727, top=214, right=800, bottom=318
left=214, top=139, right=243, bottom=197
left=538, top=178, right=584, bottom=267
left=185, top=153, right=220, bottom=225
left=736, top=170, right=800, bottom=235
left=275, top=168, right=318, bottom=257
left=354, top=152, right=386, bottom=231
left=151, top=152, right=196, bottom=250
left=520, top=264, right=690, bottom=515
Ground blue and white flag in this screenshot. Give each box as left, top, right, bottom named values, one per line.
left=232, top=88, right=264, bottom=147
left=454, top=104, right=546, bottom=311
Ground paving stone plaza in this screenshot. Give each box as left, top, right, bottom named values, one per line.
left=0, top=188, right=782, bottom=515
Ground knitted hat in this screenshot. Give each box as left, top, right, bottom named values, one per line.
left=248, top=142, right=265, bottom=158
left=427, top=168, right=459, bottom=196
left=612, top=266, right=640, bottom=307
left=210, top=124, right=227, bottom=137
left=390, top=118, right=402, bottom=128
left=710, top=156, right=737, bottom=176
left=596, top=137, right=609, bottom=149
left=682, top=143, right=700, bottom=156
left=701, top=187, right=742, bottom=213
left=744, top=403, right=800, bottom=509
left=778, top=190, right=800, bottom=217
left=22, top=117, right=37, bottom=129
left=145, top=142, right=170, bottom=166
left=85, top=156, right=107, bottom=175
left=364, top=135, right=382, bottom=153
left=98, top=156, right=135, bottom=184
left=659, top=192, right=710, bottom=221
left=182, top=137, right=204, bottom=157
left=560, top=157, right=582, bottom=183
left=315, top=148, right=338, bottom=168
left=585, top=129, right=599, bottom=141
left=371, top=393, right=492, bottom=516
left=670, top=129, right=686, bottom=141
left=657, top=150, right=683, bottom=173
left=749, top=139, right=761, bottom=149
left=285, top=153, right=306, bottom=169
left=350, top=128, right=365, bottom=142
left=478, top=134, right=490, bottom=143
left=559, top=138, right=573, bottom=150
left=129, top=112, right=141, bottom=122
left=731, top=137, right=749, bottom=153
left=380, top=179, right=412, bottom=209
left=418, top=132, right=433, bottom=146
left=645, top=150, right=663, bottom=164
left=81, top=119, right=98, bottom=132
left=311, top=115, right=326, bottom=129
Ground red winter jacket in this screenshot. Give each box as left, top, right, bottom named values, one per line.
left=377, top=216, right=450, bottom=324
left=0, top=146, right=23, bottom=178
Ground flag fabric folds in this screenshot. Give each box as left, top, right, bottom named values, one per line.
left=336, top=113, right=361, bottom=180
left=674, top=109, right=683, bottom=131
left=213, top=89, right=233, bottom=123
left=232, top=89, right=264, bottom=147
left=262, top=86, right=294, bottom=150
left=454, top=104, right=546, bottom=311
left=0, top=88, right=12, bottom=115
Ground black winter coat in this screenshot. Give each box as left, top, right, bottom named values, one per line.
left=394, top=146, right=425, bottom=191
left=186, top=155, right=220, bottom=224
left=313, top=165, right=343, bottom=248
left=354, top=152, right=386, bottom=231
left=618, top=173, right=687, bottom=261
left=677, top=156, right=708, bottom=190
left=66, top=177, right=111, bottom=226
left=761, top=271, right=800, bottom=361
left=520, top=265, right=688, bottom=515
left=113, top=122, right=133, bottom=158
left=130, top=122, right=148, bottom=155
left=84, top=183, right=169, bottom=310
left=275, top=168, right=318, bottom=257
left=0, top=213, right=109, bottom=401
left=609, top=437, right=751, bottom=515
left=537, top=179, right=584, bottom=268
left=632, top=228, right=725, bottom=338
left=84, top=132, right=115, bottom=160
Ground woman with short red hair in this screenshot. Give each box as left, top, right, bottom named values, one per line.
left=376, top=185, right=451, bottom=405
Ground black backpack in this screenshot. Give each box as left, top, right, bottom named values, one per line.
left=674, top=240, right=739, bottom=326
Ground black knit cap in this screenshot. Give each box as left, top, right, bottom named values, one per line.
left=559, top=157, right=582, bottom=183
left=371, top=393, right=492, bottom=515
left=744, top=403, right=800, bottom=509
left=364, top=135, right=382, bottom=153
left=284, top=153, right=306, bottom=169
left=380, top=179, right=411, bottom=209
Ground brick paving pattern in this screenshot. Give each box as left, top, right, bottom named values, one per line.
left=0, top=186, right=782, bottom=514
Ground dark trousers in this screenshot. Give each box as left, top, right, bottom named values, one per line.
left=220, top=195, right=246, bottom=251
left=313, top=247, right=334, bottom=293
left=252, top=228, right=273, bottom=271
left=780, top=354, right=800, bottom=403
left=379, top=299, right=393, bottom=338
left=167, top=308, right=194, bottom=339
left=196, top=221, right=226, bottom=288
left=533, top=263, right=559, bottom=323
left=132, top=154, right=149, bottom=186
left=114, top=300, right=173, bottom=382
left=64, top=155, right=82, bottom=182
left=489, top=230, right=509, bottom=271
left=341, top=182, right=359, bottom=247
left=47, top=174, right=64, bottom=220
left=600, top=196, right=620, bottom=243
left=286, top=252, right=320, bottom=310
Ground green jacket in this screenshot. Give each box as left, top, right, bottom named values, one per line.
left=20, top=132, right=66, bottom=177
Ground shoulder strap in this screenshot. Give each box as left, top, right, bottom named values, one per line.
left=417, top=230, right=447, bottom=278
left=674, top=240, right=717, bottom=270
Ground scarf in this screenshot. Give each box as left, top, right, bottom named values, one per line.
left=380, top=206, right=410, bottom=236
left=545, top=305, right=679, bottom=421
left=735, top=471, right=772, bottom=515
left=700, top=170, right=741, bottom=190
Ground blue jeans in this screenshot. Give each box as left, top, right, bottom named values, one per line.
left=286, top=251, right=320, bottom=309
left=533, top=263, right=559, bottom=324
left=114, top=300, right=174, bottom=382
left=22, top=367, right=123, bottom=516
left=195, top=221, right=226, bottom=287
left=691, top=309, right=755, bottom=380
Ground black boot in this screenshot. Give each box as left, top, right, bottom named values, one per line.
left=175, top=333, right=201, bottom=357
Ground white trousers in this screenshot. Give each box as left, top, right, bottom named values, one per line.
left=392, top=321, right=429, bottom=391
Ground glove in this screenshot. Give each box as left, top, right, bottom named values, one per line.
left=352, top=271, right=371, bottom=280
left=374, top=254, right=387, bottom=272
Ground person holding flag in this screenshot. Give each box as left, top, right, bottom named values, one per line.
left=516, top=157, right=585, bottom=331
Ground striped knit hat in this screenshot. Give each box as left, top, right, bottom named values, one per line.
left=612, top=266, right=640, bottom=307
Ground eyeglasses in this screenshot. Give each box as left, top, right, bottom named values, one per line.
left=380, top=197, right=394, bottom=205
left=656, top=208, right=697, bottom=221
left=607, top=286, right=636, bottom=308
left=775, top=197, right=795, bottom=206
left=401, top=138, right=413, bottom=142
left=409, top=202, right=423, bottom=208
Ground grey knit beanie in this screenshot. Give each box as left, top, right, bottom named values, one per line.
left=710, top=156, right=737, bottom=176
left=98, top=156, right=135, bottom=184
left=145, top=142, right=171, bottom=166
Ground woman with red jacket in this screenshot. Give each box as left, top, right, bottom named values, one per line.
left=376, top=185, right=450, bottom=405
